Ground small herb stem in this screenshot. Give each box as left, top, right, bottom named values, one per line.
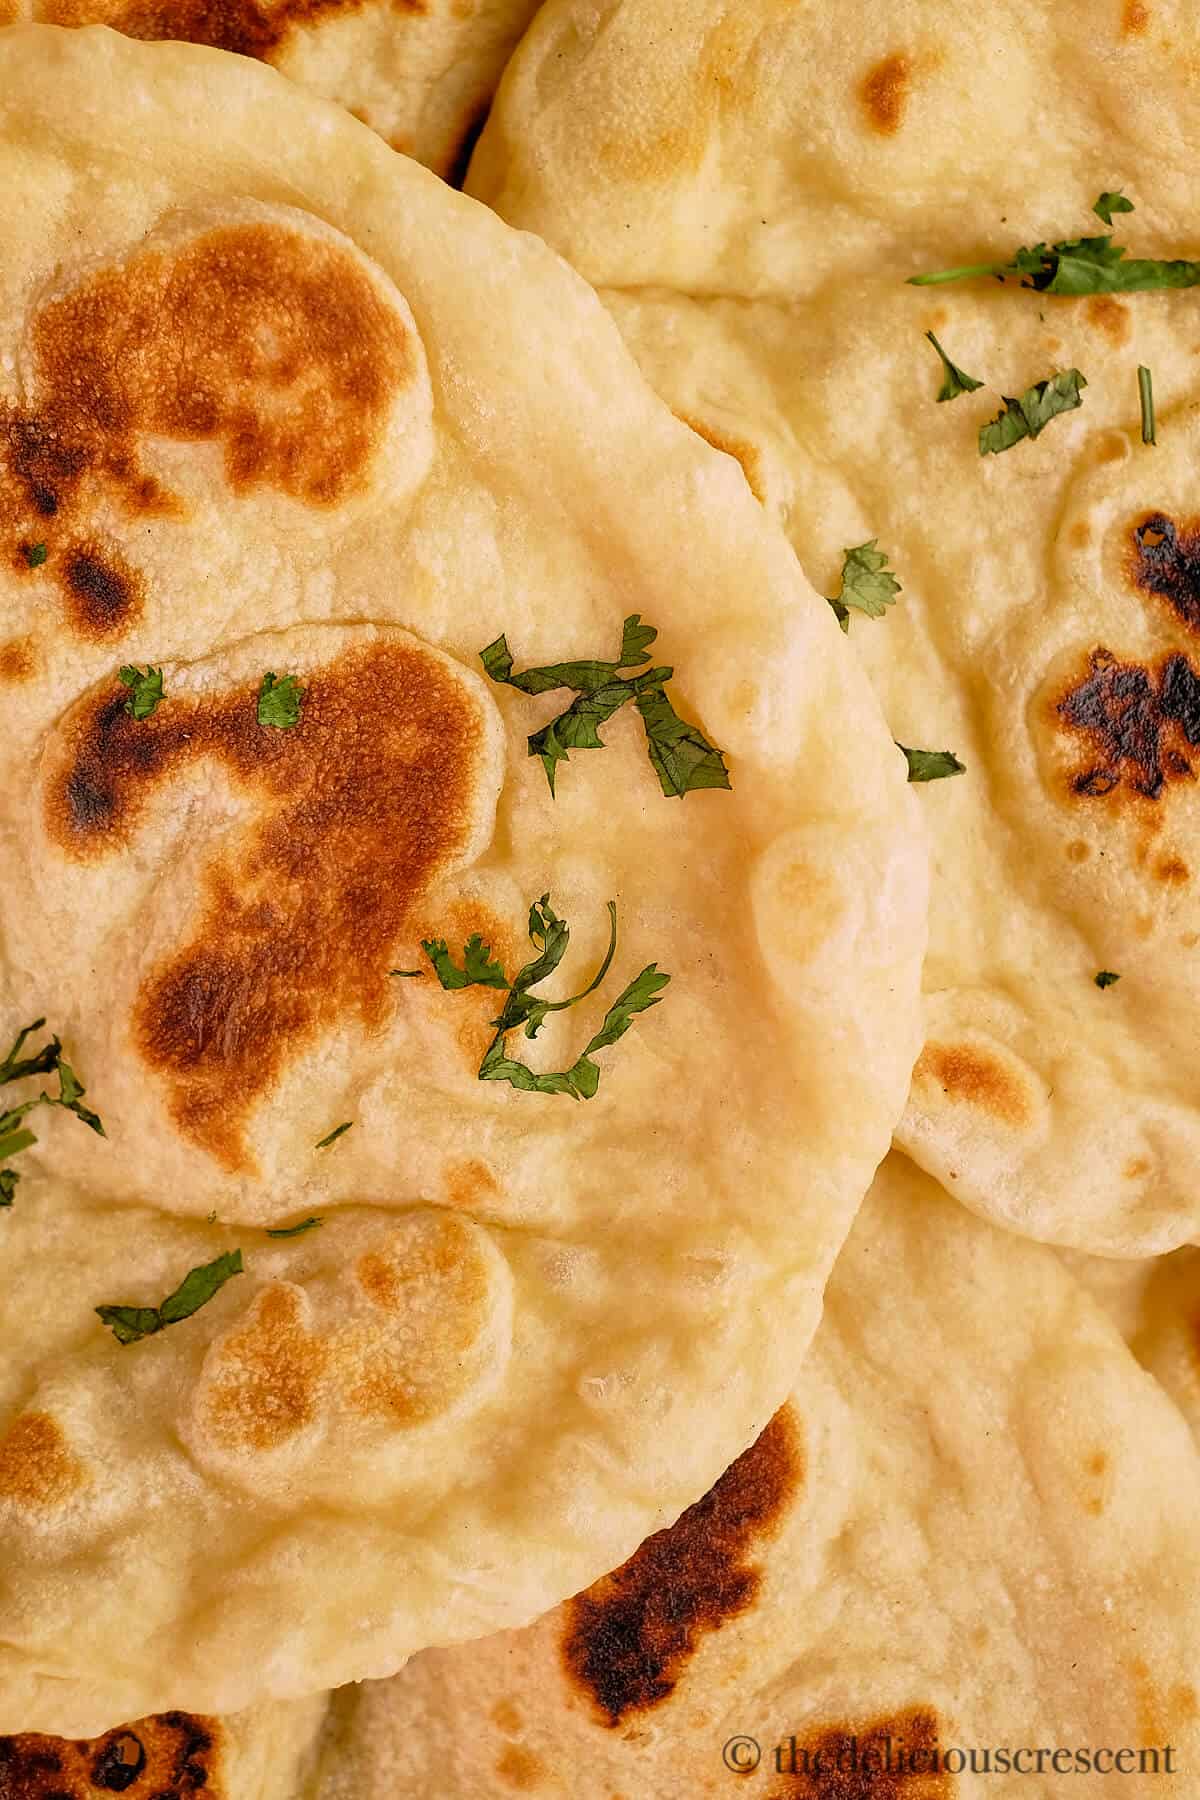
left=1138, top=365, right=1156, bottom=446
left=907, top=263, right=1007, bottom=287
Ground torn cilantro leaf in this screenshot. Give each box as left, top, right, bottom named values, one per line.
left=898, top=744, right=966, bottom=782
left=480, top=616, right=728, bottom=797
left=1095, top=970, right=1121, bottom=989
left=266, top=1215, right=323, bottom=1237
left=0, top=1018, right=104, bottom=1208
left=96, top=1249, right=244, bottom=1345
left=119, top=665, right=165, bottom=720
left=1094, top=190, right=1134, bottom=226
left=315, top=1121, right=353, bottom=1149
left=257, top=672, right=304, bottom=729
left=924, top=330, right=984, bottom=401
left=826, top=541, right=902, bottom=633
left=910, top=216, right=1200, bottom=295
left=424, top=895, right=669, bottom=1099
left=979, top=370, right=1087, bottom=455
left=22, top=542, right=47, bottom=568
left=1138, top=364, right=1156, bottom=446
left=632, top=679, right=731, bottom=796
left=422, top=934, right=510, bottom=991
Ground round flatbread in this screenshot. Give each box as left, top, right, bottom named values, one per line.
left=0, top=26, right=925, bottom=1735
left=311, top=1155, right=1200, bottom=1799
left=466, top=0, right=1200, bottom=1254
left=10, top=0, right=541, bottom=178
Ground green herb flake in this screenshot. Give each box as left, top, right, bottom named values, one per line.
left=1095, top=970, right=1122, bottom=989
left=1094, top=190, right=1134, bottom=226
left=266, top=1215, right=324, bottom=1238
left=22, top=542, right=47, bottom=569
left=978, top=370, right=1087, bottom=456
left=389, top=969, right=424, bottom=978
left=315, top=1121, right=353, bottom=1149
left=118, top=665, right=165, bottom=720
left=909, top=198, right=1200, bottom=295
left=96, top=1249, right=244, bottom=1345
left=424, top=895, right=669, bottom=1099
left=898, top=744, right=966, bottom=782
left=924, top=330, right=984, bottom=401
left=0, top=1017, right=104, bottom=1209
left=826, top=541, right=902, bottom=633
left=480, top=616, right=729, bottom=798
left=1138, top=365, right=1156, bottom=446
left=257, top=672, right=304, bottom=729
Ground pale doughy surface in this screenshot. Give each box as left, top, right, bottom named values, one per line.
left=312, top=1156, right=1200, bottom=1798
left=467, top=0, right=1200, bottom=1253
left=0, top=26, right=925, bottom=1735
left=14, top=0, right=541, bottom=178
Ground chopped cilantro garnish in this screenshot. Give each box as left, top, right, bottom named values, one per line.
left=422, top=895, right=669, bottom=1098
left=266, top=1215, right=324, bottom=1237
left=826, top=541, right=902, bottom=632
left=0, top=1017, right=104, bottom=1207
left=1095, top=970, right=1121, bottom=989
left=96, top=1250, right=244, bottom=1345
left=257, top=672, right=304, bottom=729
left=978, top=371, right=1086, bottom=455
left=1093, top=191, right=1134, bottom=227
left=1138, top=365, right=1156, bottom=446
left=480, top=616, right=729, bottom=798
left=924, top=331, right=984, bottom=401
left=898, top=744, right=966, bottom=782
left=22, top=542, right=47, bottom=568
left=910, top=193, right=1200, bottom=294
left=389, top=969, right=424, bottom=978
left=315, top=1121, right=353, bottom=1149
left=118, top=665, right=165, bottom=720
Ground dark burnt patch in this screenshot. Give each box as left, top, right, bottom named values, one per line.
left=561, top=1408, right=801, bottom=1726
left=1, top=220, right=413, bottom=640
left=768, top=1708, right=952, bottom=1797
left=45, top=639, right=486, bottom=1170
left=60, top=542, right=144, bottom=640
left=0, top=1714, right=221, bottom=1798
left=1129, top=513, right=1200, bottom=633
left=1055, top=646, right=1200, bottom=800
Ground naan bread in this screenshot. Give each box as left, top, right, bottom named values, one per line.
left=467, top=0, right=1200, bottom=1254
left=9, top=0, right=540, bottom=178
left=311, top=1155, right=1200, bottom=1798
left=1064, top=1245, right=1200, bottom=1444
left=0, top=26, right=925, bottom=1735
left=0, top=1698, right=328, bottom=1800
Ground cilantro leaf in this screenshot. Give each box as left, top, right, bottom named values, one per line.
left=0, top=1019, right=104, bottom=1210
left=257, top=672, right=304, bottom=729
left=96, top=1250, right=244, bottom=1345
left=632, top=678, right=731, bottom=795
left=422, top=934, right=510, bottom=991
left=979, top=370, right=1087, bottom=455
left=118, top=665, right=165, bottom=720
left=1094, top=190, right=1134, bottom=226
left=826, top=541, right=903, bottom=633
left=910, top=216, right=1200, bottom=295
left=315, top=1121, right=353, bottom=1149
left=1095, top=970, right=1121, bottom=989
left=1138, top=365, right=1156, bottom=446
left=425, top=896, right=669, bottom=1099
left=898, top=744, right=966, bottom=782
left=266, top=1215, right=323, bottom=1237
left=22, top=542, right=47, bottom=568
left=389, top=968, right=424, bottom=978
left=480, top=617, right=727, bottom=797
left=924, top=331, right=984, bottom=401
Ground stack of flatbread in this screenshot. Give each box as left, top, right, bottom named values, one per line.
left=1, top=2, right=1199, bottom=1795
